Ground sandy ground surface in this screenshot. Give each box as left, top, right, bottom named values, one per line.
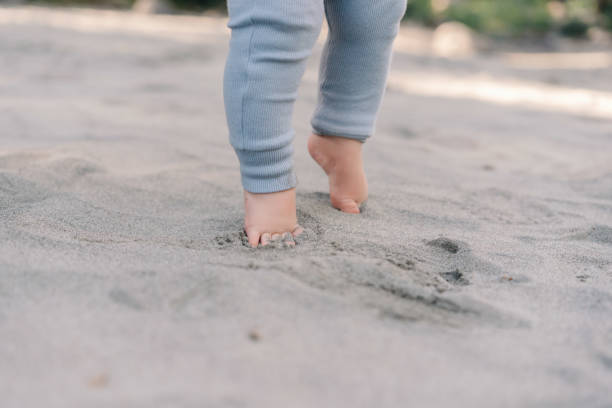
left=1, top=5, right=612, bottom=407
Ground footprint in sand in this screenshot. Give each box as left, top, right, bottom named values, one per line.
left=568, top=224, right=612, bottom=245
left=426, top=237, right=461, bottom=254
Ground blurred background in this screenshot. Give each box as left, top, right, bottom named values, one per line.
left=7, top=0, right=612, bottom=39
left=2, top=0, right=612, bottom=406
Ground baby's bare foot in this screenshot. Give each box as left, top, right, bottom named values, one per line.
left=243, top=188, right=302, bottom=248
left=308, top=133, right=368, bottom=213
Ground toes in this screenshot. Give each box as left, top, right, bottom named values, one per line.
left=247, top=230, right=262, bottom=248
left=260, top=232, right=271, bottom=247
left=248, top=230, right=298, bottom=249
left=281, top=232, right=295, bottom=247
left=336, top=199, right=360, bottom=214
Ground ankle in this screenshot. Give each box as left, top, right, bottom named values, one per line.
left=308, top=133, right=363, bottom=166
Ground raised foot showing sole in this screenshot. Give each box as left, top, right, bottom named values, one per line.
left=307, top=133, right=368, bottom=213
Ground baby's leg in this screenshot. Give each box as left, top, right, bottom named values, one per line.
left=308, top=0, right=407, bottom=213
left=224, top=0, right=324, bottom=246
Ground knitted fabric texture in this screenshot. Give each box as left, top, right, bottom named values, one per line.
left=223, top=0, right=407, bottom=193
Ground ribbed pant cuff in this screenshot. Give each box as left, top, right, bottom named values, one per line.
left=311, top=121, right=371, bottom=142
left=235, top=144, right=297, bottom=193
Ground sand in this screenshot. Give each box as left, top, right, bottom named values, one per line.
left=1, top=5, right=612, bottom=407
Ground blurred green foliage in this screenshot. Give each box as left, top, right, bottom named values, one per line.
left=406, top=0, right=610, bottom=37
left=560, top=17, right=591, bottom=36
left=27, top=0, right=611, bottom=36
left=404, top=0, right=436, bottom=25
left=600, top=0, right=612, bottom=27
left=444, top=0, right=552, bottom=36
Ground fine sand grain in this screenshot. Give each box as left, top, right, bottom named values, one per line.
left=1, top=6, right=612, bottom=407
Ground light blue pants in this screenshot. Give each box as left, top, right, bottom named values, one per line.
left=223, top=0, right=407, bottom=193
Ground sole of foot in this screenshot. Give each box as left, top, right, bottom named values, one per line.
left=307, top=132, right=368, bottom=214
left=243, top=188, right=303, bottom=248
